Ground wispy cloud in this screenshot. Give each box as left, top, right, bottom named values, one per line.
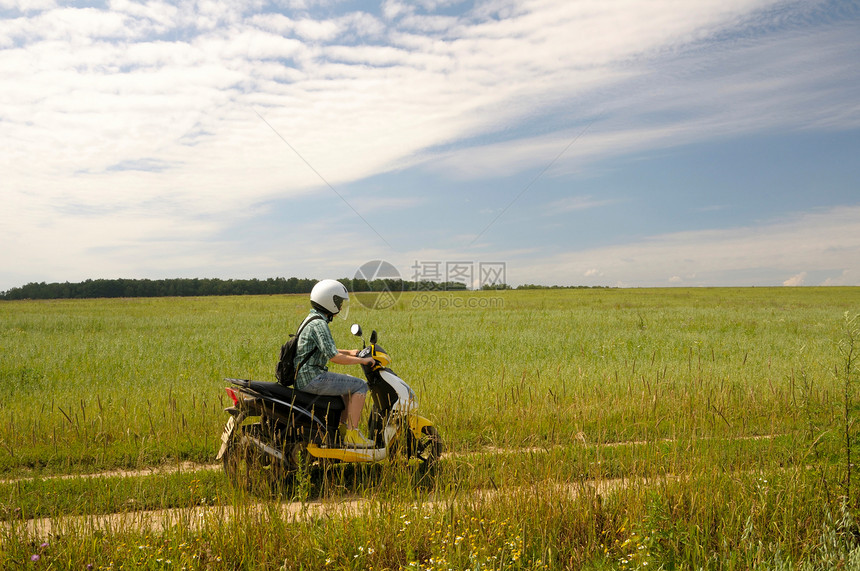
left=546, top=195, right=618, bottom=214
left=511, top=205, right=860, bottom=287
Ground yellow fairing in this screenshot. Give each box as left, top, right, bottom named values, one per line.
left=408, top=415, right=434, bottom=434
left=371, top=345, right=391, bottom=370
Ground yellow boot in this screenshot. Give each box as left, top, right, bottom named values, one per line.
left=342, top=428, right=374, bottom=448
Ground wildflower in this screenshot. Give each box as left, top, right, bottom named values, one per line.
left=31, top=554, right=41, bottom=562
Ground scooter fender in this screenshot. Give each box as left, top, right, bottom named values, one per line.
left=408, top=414, right=435, bottom=435
left=215, top=408, right=246, bottom=461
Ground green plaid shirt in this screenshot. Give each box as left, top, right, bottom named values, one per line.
left=293, top=309, right=338, bottom=390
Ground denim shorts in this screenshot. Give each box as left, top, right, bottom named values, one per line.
left=301, top=371, right=368, bottom=396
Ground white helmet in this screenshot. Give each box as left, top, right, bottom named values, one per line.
left=310, top=279, right=349, bottom=315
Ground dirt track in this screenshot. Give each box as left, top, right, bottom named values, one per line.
left=7, top=434, right=773, bottom=537
left=0, top=462, right=222, bottom=486
left=16, top=476, right=633, bottom=537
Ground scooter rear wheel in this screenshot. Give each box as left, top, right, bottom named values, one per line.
left=222, top=423, right=277, bottom=493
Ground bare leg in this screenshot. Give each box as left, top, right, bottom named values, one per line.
left=346, top=393, right=366, bottom=429
left=340, top=395, right=349, bottom=425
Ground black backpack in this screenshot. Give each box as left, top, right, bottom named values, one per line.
left=275, top=315, right=323, bottom=386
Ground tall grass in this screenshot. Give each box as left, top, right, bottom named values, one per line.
left=1, top=287, right=859, bottom=568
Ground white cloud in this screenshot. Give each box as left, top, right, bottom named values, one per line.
left=293, top=17, right=342, bottom=41
left=547, top=195, right=618, bottom=214
left=0, top=0, right=56, bottom=12
left=428, top=20, right=860, bottom=179
left=382, top=0, right=410, bottom=21
left=822, top=269, right=860, bottom=287
left=783, top=272, right=807, bottom=287
left=509, top=206, right=860, bottom=287
left=5, top=0, right=852, bottom=198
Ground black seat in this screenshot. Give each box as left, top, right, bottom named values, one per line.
left=244, top=379, right=345, bottom=412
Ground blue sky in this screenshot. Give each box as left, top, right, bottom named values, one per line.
left=1, top=0, right=859, bottom=290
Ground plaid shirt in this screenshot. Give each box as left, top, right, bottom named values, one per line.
left=293, top=309, right=339, bottom=390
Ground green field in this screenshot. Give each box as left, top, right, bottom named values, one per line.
left=1, top=288, right=859, bottom=569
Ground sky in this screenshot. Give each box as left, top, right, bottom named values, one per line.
left=1, top=0, right=859, bottom=291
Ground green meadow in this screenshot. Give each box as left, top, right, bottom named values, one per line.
left=1, top=287, right=859, bottom=569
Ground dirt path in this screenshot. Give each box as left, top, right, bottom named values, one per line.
left=15, top=497, right=371, bottom=537
left=0, top=462, right=222, bottom=486
left=15, top=477, right=636, bottom=537
left=6, top=433, right=775, bottom=537
left=1, top=433, right=777, bottom=486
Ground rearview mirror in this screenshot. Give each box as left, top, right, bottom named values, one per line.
left=350, top=323, right=362, bottom=337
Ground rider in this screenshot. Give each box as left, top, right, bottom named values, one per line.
left=294, top=279, right=376, bottom=447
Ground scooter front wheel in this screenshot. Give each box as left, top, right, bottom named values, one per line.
left=408, top=425, right=443, bottom=469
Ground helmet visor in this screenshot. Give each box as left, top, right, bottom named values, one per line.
left=334, top=296, right=349, bottom=320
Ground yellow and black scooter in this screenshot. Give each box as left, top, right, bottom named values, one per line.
left=216, top=324, right=442, bottom=488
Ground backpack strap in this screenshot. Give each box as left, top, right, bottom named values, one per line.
left=293, top=315, right=324, bottom=381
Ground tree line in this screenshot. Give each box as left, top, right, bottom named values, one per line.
left=0, top=277, right=611, bottom=300
left=0, top=277, right=471, bottom=300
